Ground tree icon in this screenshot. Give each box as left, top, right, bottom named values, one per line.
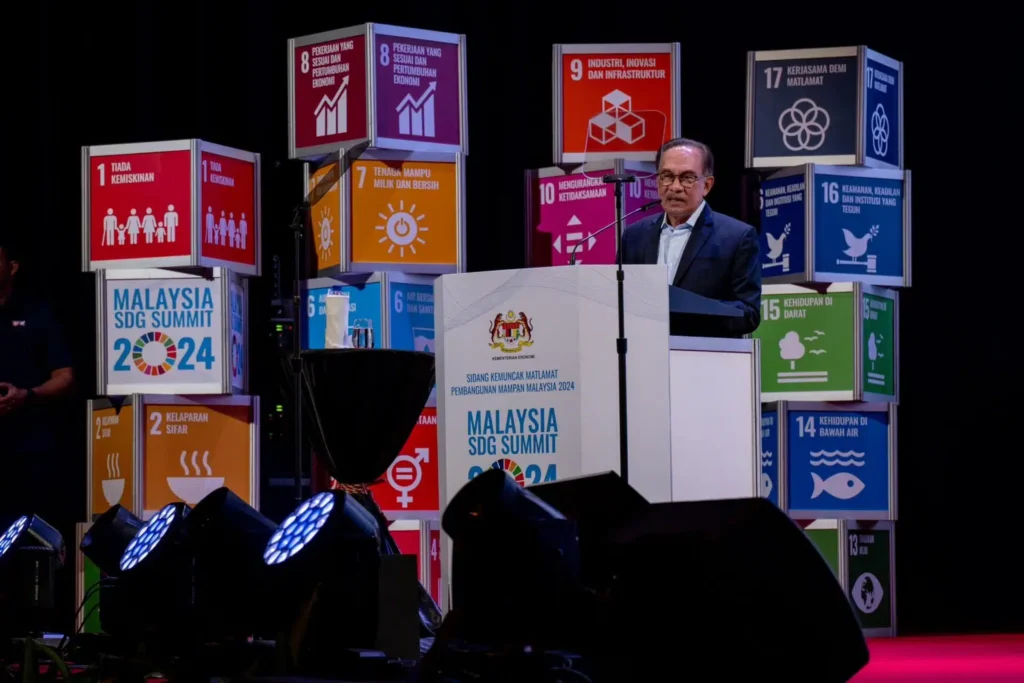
left=867, top=332, right=884, bottom=371
left=780, top=331, right=805, bottom=370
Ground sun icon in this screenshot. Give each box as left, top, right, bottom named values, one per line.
left=375, top=200, right=428, bottom=258
left=317, top=206, right=334, bottom=261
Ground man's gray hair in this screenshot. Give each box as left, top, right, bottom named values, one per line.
left=655, top=137, right=715, bottom=176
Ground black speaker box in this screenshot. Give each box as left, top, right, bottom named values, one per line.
left=530, top=474, right=869, bottom=682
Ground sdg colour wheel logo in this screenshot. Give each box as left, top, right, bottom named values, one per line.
left=132, top=331, right=177, bottom=375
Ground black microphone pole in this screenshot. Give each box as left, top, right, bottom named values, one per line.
left=290, top=201, right=310, bottom=505
left=604, top=172, right=635, bottom=485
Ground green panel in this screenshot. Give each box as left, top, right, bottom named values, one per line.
left=805, top=528, right=840, bottom=579
left=862, top=294, right=896, bottom=397
left=846, top=527, right=893, bottom=630
left=83, top=555, right=103, bottom=634
left=756, top=291, right=855, bottom=395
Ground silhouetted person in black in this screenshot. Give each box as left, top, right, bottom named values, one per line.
left=0, top=238, right=76, bottom=632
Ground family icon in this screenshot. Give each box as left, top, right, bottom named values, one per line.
left=101, top=206, right=180, bottom=246
left=205, top=207, right=249, bottom=249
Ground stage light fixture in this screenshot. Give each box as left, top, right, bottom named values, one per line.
left=263, top=490, right=378, bottom=574
left=184, top=487, right=278, bottom=640
left=119, top=503, right=188, bottom=573
left=0, top=516, right=28, bottom=559
left=77, top=505, right=144, bottom=638
left=263, top=491, right=335, bottom=565
left=111, top=502, right=192, bottom=644
left=0, top=515, right=66, bottom=637
left=80, top=504, right=144, bottom=577
left=0, top=515, right=65, bottom=566
left=440, top=468, right=582, bottom=649
left=263, top=490, right=420, bottom=676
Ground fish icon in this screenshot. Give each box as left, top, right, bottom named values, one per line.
left=811, top=472, right=865, bottom=500
left=762, top=473, right=774, bottom=498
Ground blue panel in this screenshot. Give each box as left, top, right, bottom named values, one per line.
left=760, top=411, right=779, bottom=508
left=388, top=280, right=436, bottom=352
left=759, top=175, right=807, bottom=278
left=787, top=410, right=890, bottom=517
left=813, top=174, right=904, bottom=280
left=303, top=281, right=383, bottom=350
left=752, top=56, right=858, bottom=161
left=864, top=58, right=901, bottom=167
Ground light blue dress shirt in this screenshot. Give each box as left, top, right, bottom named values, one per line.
left=658, top=200, right=706, bottom=283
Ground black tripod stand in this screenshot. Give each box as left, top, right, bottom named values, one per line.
left=603, top=173, right=634, bottom=485
left=288, top=200, right=310, bottom=505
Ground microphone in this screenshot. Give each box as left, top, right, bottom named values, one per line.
left=568, top=199, right=661, bottom=265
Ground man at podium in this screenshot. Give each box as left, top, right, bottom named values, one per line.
left=620, top=137, right=761, bottom=337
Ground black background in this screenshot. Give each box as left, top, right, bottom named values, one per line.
left=3, top=3, right=1019, bottom=634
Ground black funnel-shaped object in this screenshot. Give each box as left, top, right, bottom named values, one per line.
left=300, top=349, right=436, bottom=485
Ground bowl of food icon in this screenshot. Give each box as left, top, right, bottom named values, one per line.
left=102, top=478, right=125, bottom=506
left=168, top=451, right=223, bottom=504
left=167, top=477, right=225, bottom=505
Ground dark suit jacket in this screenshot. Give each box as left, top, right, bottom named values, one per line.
left=620, top=204, right=761, bottom=336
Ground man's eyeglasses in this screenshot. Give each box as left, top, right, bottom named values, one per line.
left=658, top=172, right=707, bottom=188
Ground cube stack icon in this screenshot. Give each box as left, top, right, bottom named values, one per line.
left=588, top=90, right=646, bottom=145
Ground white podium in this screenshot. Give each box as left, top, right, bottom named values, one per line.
left=432, top=265, right=762, bottom=608
left=435, top=265, right=674, bottom=508
left=667, top=336, right=762, bottom=502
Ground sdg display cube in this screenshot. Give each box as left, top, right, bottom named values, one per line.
left=287, top=23, right=468, bottom=159
left=86, top=394, right=260, bottom=520
left=96, top=268, right=249, bottom=396
left=759, top=164, right=912, bottom=287
left=801, top=520, right=897, bottom=637
left=82, top=139, right=262, bottom=276
left=745, top=46, right=903, bottom=170
left=302, top=272, right=436, bottom=351
left=87, top=396, right=140, bottom=518
left=754, top=283, right=898, bottom=403
left=140, top=394, right=260, bottom=519
left=552, top=42, right=681, bottom=164
left=525, top=160, right=658, bottom=267
left=304, top=149, right=465, bottom=276
left=762, top=402, right=897, bottom=520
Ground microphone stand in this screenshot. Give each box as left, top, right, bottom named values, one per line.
left=604, top=173, right=635, bottom=485
left=290, top=201, right=310, bottom=504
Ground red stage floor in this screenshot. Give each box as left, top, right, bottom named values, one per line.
left=853, top=635, right=1024, bottom=682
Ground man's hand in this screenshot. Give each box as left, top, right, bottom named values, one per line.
left=0, top=383, right=28, bottom=416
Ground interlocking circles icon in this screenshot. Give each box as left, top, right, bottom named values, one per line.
left=778, top=98, right=831, bottom=152
left=871, top=103, right=890, bottom=157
